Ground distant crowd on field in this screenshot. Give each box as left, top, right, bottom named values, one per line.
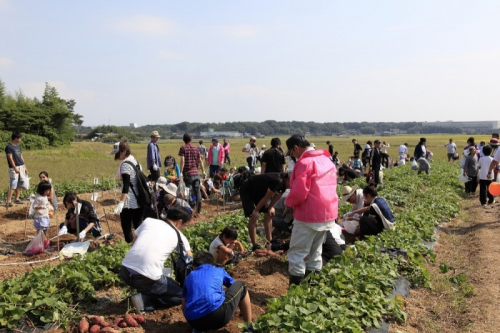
left=7, top=129, right=500, bottom=332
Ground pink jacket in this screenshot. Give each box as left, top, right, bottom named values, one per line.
left=285, top=149, right=338, bottom=223
left=207, top=143, right=225, bottom=166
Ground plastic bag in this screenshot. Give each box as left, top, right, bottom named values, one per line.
left=20, top=176, right=30, bottom=191
left=458, top=174, right=469, bottom=183
left=411, top=160, right=418, bottom=170
left=24, top=230, right=47, bottom=255
left=177, top=180, right=189, bottom=200
left=60, top=241, right=90, bottom=258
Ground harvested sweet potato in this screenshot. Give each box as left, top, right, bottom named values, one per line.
left=90, top=317, right=102, bottom=326
left=99, top=328, right=119, bottom=333
left=100, top=321, right=109, bottom=328
left=131, top=314, right=145, bottom=325
left=118, top=321, right=127, bottom=328
left=89, top=325, right=100, bottom=333
left=79, top=318, right=89, bottom=333
left=123, top=313, right=139, bottom=327
left=112, top=318, right=122, bottom=327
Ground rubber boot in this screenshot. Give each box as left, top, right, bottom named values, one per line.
left=289, top=275, right=304, bottom=287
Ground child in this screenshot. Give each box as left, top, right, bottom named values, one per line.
left=163, top=183, right=193, bottom=215
left=332, top=151, right=340, bottom=166
left=219, top=168, right=228, bottom=181
left=164, top=155, right=181, bottom=181
left=352, top=154, right=362, bottom=171
left=182, top=252, right=253, bottom=332
left=228, top=167, right=235, bottom=178
left=209, top=226, right=246, bottom=265
left=478, top=145, right=495, bottom=207
left=463, top=146, right=478, bottom=195
left=33, top=181, right=53, bottom=237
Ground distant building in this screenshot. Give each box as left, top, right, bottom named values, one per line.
left=422, top=121, right=500, bottom=130
left=200, top=128, right=243, bottom=138
left=130, top=123, right=138, bottom=128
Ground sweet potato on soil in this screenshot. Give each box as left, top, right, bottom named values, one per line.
left=99, top=328, right=119, bottom=333
left=89, top=325, right=100, bottom=333
left=112, top=318, right=122, bottom=327
left=79, top=318, right=89, bottom=333
left=89, top=317, right=102, bottom=326
left=131, top=314, right=145, bottom=324
left=118, top=321, right=127, bottom=328
left=123, top=313, right=139, bottom=327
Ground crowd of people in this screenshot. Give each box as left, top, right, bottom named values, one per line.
left=7, top=129, right=498, bottom=333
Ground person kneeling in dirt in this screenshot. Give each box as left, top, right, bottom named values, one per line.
left=209, top=226, right=246, bottom=265
left=120, top=207, right=192, bottom=313
left=182, top=252, right=253, bottom=333
left=346, top=186, right=395, bottom=238
left=58, top=193, right=102, bottom=240
left=239, top=172, right=290, bottom=251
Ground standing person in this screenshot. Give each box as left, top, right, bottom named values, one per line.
left=39, top=171, right=58, bottom=211
left=239, top=173, right=290, bottom=251
left=5, top=132, right=28, bottom=206
left=32, top=181, right=52, bottom=236
left=352, top=139, right=362, bottom=157
left=380, top=141, right=390, bottom=168
left=285, top=134, right=338, bottom=286
left=361, top=141, right=372, bottom=168
left=261, top=138, right=286, bottom=174
left=445, top=139, right=457, bottom=163
left=120, top=207, right=192, bottom=313
left=147, top=131, right=162, bottom=181
left=463, top=147, right=478, bottom=195
left=242, top=137, right=258, bottom=172
left=198, top=140, right=207, bottom=165
left=369, top=140, right=382, bottom=187
left=207, top=138, right=225, bottom=177
left=179, top=134, right=206, bottom=215
left=58, top=193, right=102, bottom=239
left=398, top=143, right=409, bottom=161
left=258, top=145, right=266, bottom=166
left=223, top=139, right=231, bottom=165
left=114, top=142, right=145, bottom=243
left=478, top=145, right=495, bottom=208
left=326, top=141, right=334, bottom=157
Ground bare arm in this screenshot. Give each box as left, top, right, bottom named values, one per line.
left=261, top=162, right=266, bottom=174
left=180, top=156, right=185, bottom=176
left=197, top=156, right=205, bottom=174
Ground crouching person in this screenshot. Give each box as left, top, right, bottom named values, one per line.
left=182, top=252, right=253, bottom=333
left=120, top=207, right=192, bottom=313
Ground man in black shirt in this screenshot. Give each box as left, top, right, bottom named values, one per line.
left=5, top=132, right=28, bottom=206
left=326, top=141, right=334, bottom=157
left=239, top=173, right=290, bottom=251
left=260, top=138, right=286, bottom=174
left=352, top=139, right=362, bottom=157
left=369, top=140, right=382, bottom=187
left=338, top=167, right=360, bottom=183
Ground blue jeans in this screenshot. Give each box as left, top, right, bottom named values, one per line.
left=209, top=165, right=221, bottom=177
left=120, top=266, right=182, bottom=310
left=59, top=218, right=100, bottom=237
left=184, top=174, right=201, bottom=213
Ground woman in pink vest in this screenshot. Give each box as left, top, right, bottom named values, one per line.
left=207, top=138, right=225, bottom=178
left=285, top=134, right=338, bottom=287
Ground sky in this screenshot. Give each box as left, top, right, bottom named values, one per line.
left=1, top=1, right=500, bottom=126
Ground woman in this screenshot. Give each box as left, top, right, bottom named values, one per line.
left=38, top=171, right=57, bottom=212
left=114, top=142, right=144, bottom=243
left=164, top=155, right=181, bottom=182
left=347, top=186, right=394, bottom=238
left=414, top=138, right=430, bottom=174
left=223, top=139, right=231, bottom=165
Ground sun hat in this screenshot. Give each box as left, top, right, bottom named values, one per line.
left=164, top=183, right=178, bottom=197
left=157, top=177, right=169, bottom=192
left=489, top=138, right=500, bottom=147
left=262, top=144, right=266, bottom=148
left=339, top=184, right=358, bottom=206
left=250, top=136, right=257, bottom=141
left=150, top=131, right=161, bottom=138
left=109, top=142, right=120, bottom=155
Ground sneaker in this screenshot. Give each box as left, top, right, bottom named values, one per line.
left=6, top=202, right=12, bottom=207
left=131, top=293, right=145, bottom=314
left=251, top=244, right=262, bottom=251
left=489, top=200, right=497, bottom=205
left=14, top=200, right=22, bottom=204
left=482, top=204, right=488, bottom=209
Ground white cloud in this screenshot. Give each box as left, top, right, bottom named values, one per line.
left=20, top=81, right=95, bottom=103
left=385, top=24, right=422, bottom=32
left=0, top=56, right=13, bottom=68
left=222, top=25, right=260, bottom=38
left=112, top=15, right=174, bottom=36
left=158, top=50, right=186, bottom=60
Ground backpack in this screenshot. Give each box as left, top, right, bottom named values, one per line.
left=123, top=161, right=155, bottom=208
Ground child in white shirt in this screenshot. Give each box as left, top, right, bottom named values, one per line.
left=478, top=146, right=495, bottom=207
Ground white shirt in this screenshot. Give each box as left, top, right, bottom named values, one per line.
left=493, top=148, right=500, bottom=162
left=380, top=144, right=390, bottom=154
left=478, top=156, right=494, bottom=180
left=120, top=155, right=140, bottom=209
left=398, top=145, right=408, bottom=155
left=330, top=224, right=345, bottom=246
left=351, top=189, right=365, bottom=211
left=122, top=218, right=191, bottom=281
left=445, top=143, right=457, bottom=154
left=209, top=236, right=225, bottom=257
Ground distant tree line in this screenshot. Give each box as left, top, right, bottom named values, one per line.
left=0, top=78, right=83, bottom=149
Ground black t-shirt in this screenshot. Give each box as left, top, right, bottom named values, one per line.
left=328, top=144, right=334, bottom=156
left=5, top=143, right=23, bottom=167
left=353, top=143, right=362, bottom=155
left=344, top=168, right=359, bottom=180
left=261, top=148, right=285, bottom=173
left=241, top=174, right=286, bottom=201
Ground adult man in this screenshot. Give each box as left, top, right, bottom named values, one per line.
left=120, top=207, right=192, bottom=313
left=369, top=140, right=382, bottom=187
left=338, top=185, right=365, bottom=235
left=223, top=139, right=231, bottom=165
left=326, top=141, right=334, bottom=157
left=398, top=143, right=409, bottom=161
left=352, top=139, right=362, bottom=157
left=239, top=173, right=290, bottom=251
left=5, top=132, right=28, bottom=206
left=445, top=139, right=457, bottom=163
left=285, top=134, right=338, bottom=286
left=198, top=140, right=207, bottom=165
left=242, top=136, right=258, bottom=172
left=58, top=193, right=102, bottom=240
left=207, top=138, right=225, bottom=177
left=179, top=134, right=206, bottom=214
left=147, top=131, right=161, bottom=181
left=260, top=138, right=286, bottom=174
left=338, top=167, right=360, bottom=183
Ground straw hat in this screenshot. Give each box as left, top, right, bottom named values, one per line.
left=150, top=131, right=161, bottom=138
left=157, top=177, right=169, bottom=192
left=339, top=185, right=358, bottom=206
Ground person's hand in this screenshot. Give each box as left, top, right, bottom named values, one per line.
left=268, top=207, right=275, bottom=217
left=58, top=226, right=68, bottom=236
left=79, top=230, right=87, bottom=241
left=24, top=167, right=28, bottom=174
left=14, top=168, right=19, bottom=174
left=153, top=164, right=159, bottom=171
left=249, top=210, right=260, bottom=224
left=487, top=174, right=492, bottom=179
left=114, top=201, right=125, bottom=214
left=202, top=172, right=206, bottom=179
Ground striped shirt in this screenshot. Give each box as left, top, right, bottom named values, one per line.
left=121, top=156, right=140, bottom=209
left=179, top=144, right=201, bottom=176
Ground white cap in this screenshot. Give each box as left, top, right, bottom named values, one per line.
left=110, top=142, right=120, bottom=155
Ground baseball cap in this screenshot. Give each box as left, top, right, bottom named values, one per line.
left=212, top=137, right=218, bottom=142
left=110, top=142, right=120, bottom=155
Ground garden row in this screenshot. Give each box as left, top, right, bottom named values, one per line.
left=252, top=162, right=461, bottom=332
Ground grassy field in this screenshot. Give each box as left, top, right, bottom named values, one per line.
left=0, top=134, right=490, bottom=191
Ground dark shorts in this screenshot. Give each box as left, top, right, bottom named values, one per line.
left=188, top=281, right=247, bottom=331
left=447, top=153, right=454, bottom=160
left=240, top=189, right=268, bottom=218
left=321, top=231, right=343, bottom=263
left=359, top=215, right=384, bottom=238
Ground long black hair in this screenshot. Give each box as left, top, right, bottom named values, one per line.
left=36, top=181, right=52, bottom=196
